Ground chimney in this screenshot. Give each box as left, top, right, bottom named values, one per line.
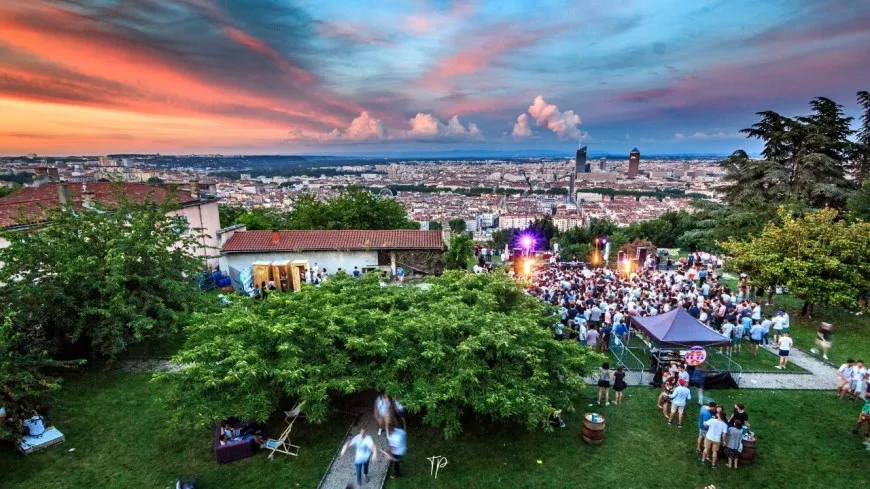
left=189, top=179, right=200, bottom=199
left=81, top=182, right=93, bottom=209
left=57, top=183, right=73, bottom=206
left=271, top=230, right=280, bottom=244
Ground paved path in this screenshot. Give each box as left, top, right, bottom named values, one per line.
left=318, top=403, right=390, bottom=489
left=604, top=344, right=837, bottom=391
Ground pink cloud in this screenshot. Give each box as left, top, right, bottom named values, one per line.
left=512, top=114, right=531, bottom=138
left=527, top=96, right=583, bottom=140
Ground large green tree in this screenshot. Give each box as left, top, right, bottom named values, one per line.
left=287, top=189, right=418, bottom=230
left=720, top=96, right=856, bottom=210
left=0, top=198, right=205, bottom=359
left=162, top=273, right=599, bottom=438
left=444, top=233, right=475, bottom=270
left=854, top=90, right=870, bottom=185
left=724, top=208, right=870, bottom=315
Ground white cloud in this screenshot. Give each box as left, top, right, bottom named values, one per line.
left=674, top=131, right=735, bottom=141
left=527, top=95, right=583, bottom=140
left=512, top=113, right=532, bottom=138
left=290, top=111, right=482, bottom=142
left=406, top=113, right=482, bottom=139
left=288, top=111, right=387, bottom=141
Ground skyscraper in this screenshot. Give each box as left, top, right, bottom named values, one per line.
left=598, top=157, right=607, bottom=171
left=628, top=148, right=640, bottom=179
left=576, top=145, right=589, bottom=173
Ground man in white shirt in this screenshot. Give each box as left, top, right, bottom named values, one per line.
left=776, top=332, right=794, bottom=369
left=341, top=428, right=377, bottom=486
left=837, top=359, right=856, bottom=400
left=852, top=360, right=868, bottom=402
left=701, top=415, right=729, bottom=468
left=667, top=379, right=692, bottom=427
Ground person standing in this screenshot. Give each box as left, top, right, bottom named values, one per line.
left=837, top=359, right=856, bottom=400
left=749, top=321, right=765, bottom=357
left=724, top=420, right=744, bottom=470
left=613, top=366, right=627, bottom=405
left=701, top=412, right=728, bottom=468
left=728, top=403, right=749, bottom=429
left=811, top=322, right=834, bottom=360
left=852, top=360, right=868, bottom=404
left=852, top=391, right=870, bottom=447
left=775, top=332, right=793, bottom=369
left=386, top=426, right=407, bottom=479
left=374, top=393, right=392, bottom=436
left=341, top=427, right=377, bottom=486
left=597, top=362, right=612, bottom=406
left=697, top=402, right=717, bottom=454
left=668, top=379, right=692, bottom=427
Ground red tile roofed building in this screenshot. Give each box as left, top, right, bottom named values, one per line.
left=0, top=182, right=221, bottom=266
left=219, top=229, right=445, bottom=282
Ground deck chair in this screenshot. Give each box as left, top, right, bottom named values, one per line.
left=266, top=402, right=305, bottom=460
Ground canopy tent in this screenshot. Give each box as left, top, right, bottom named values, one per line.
left=628, top=308, right=730, bottom=348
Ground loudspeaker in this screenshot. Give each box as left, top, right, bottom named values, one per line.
left=636, top=247, right=648, bottom=263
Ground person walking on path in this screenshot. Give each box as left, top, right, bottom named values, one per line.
left=668, top=379, right=692, bottom=427
left=613, top=365, right=627, bottom=405
left=597, top=362, right=612, bottom=406
left=811, top=322, right=834, bottom=360
left=374, top=393, right=392, bottom=436
left=775, top=332, right=793, bottom=369
left=341, top=427, right=377, bottom=486
left=697, top=402, right=717, bottom=454
left=385, top=427, right=407, bottom=479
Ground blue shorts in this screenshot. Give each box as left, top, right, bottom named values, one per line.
left=779, top=350, right=789, bottom=357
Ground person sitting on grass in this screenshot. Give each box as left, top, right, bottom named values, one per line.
left=700, top=411, right=728, bottom=468
left=724, top=420, right=744, bottom=470
left=667, top=378, right=692, bottom=428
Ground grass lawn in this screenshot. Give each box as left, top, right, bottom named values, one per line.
left=0, top=372, right=351, bottom=489
left=386, top=387, right=870, bottom=489
left=763, top=294, right=870, bottom=367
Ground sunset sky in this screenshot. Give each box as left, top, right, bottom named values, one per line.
left=1, top=0, right=869, bottom=156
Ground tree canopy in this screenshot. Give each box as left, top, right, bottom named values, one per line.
left=724, top=208, right=870, bottom=311
left=719, top=95, right=861, bottom=210
left=219, top=188, right=418, bottom=231
left=163, top=273, right=599, bottom=438
left=444, top=233, right=475, bottom=270
left=0, top=198, right=205, bottom=359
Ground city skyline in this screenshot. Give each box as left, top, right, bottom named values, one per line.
left=1, top=0, right=869, bottom=156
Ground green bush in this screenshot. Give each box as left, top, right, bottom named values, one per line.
left=163, top=273, right=600, bottom=438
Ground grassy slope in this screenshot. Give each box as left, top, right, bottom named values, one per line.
left=387, top=387, right=870, bottom=489
left=0, top=372, right=350, bottom=489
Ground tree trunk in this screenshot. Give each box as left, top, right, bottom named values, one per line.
left=801, top=301, right=813, bottom=318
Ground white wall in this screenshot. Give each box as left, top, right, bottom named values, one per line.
left=221, top=250, right=381, bottom=277
left=168, top=200, right=221, bottom=268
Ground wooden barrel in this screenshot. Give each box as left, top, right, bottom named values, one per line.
left=582, top=413, right=606, bottom=445
left=739, top=438, right=757, bottom=465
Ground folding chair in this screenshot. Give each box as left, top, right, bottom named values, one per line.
left=266, top=402, right=305, bottom=460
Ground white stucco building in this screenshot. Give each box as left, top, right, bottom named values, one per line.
left=218, top=229, right=445, bottom=288
left=0, top=182, right=222, bottom=267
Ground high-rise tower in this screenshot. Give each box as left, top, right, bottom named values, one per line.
left=576, top=145, right=589, bottom=173
left=628, top=148, right=640, bottom=179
